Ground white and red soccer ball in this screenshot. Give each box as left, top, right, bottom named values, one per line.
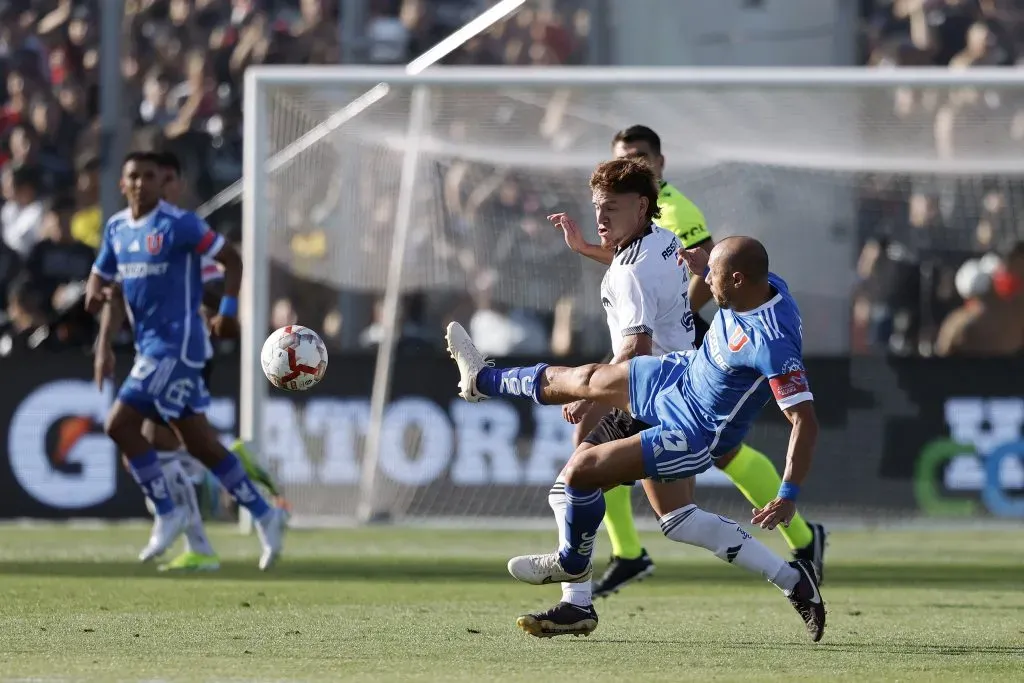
left=261, top=325, right=328, bottom=391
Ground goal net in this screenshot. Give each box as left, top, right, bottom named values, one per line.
left=243, top=67, right=1024, bottom=526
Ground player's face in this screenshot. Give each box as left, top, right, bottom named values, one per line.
left=121, top=160, right=161, bottom=210
left=593, top=189, right=648, bottom=250
left=161, top=168, right=182, bottom=205
left=612, top=140, right=664, bottom=179
left=705, top=248, right=737, bottom=309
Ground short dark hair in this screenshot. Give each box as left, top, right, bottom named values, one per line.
left=611, top=125, right=662, bottom=156
left=153, top=150, right=181, bottom=176
left=590, top=157, right=661, bottom=223
left=122, top=150, right=160, bottom=168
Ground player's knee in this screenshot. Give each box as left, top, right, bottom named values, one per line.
left=104, top=408, right=140, bottom=443
left=563, top=446, right=601, bottom=489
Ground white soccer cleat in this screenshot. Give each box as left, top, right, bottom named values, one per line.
left=138, top=507, right=188, bottom=563
left=445, top=321, right=490, bottom=402
left=507, top=553, right=593, bottom=585
left=255, top=507, right=288, bottom=571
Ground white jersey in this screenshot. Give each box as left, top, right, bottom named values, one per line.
left=600, top=224, right=696, bottom=357
left=201, top=256, right=224, bottom=284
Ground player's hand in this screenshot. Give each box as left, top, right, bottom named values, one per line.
left=750, top=497, right=797, bottom=531
left=84, top=283, right=110, bottom=315
left=562, top=399, right=593, bottom=424
left=209, top=315, right=240, bottom=339
left=93, top=345, right=115, bottom=390
left=547, top=213, right=592, bottom=254
left=677, top=246, right=710, bottom=276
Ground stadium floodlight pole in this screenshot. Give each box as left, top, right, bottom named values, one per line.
left=197, top=0, right=526, bottom=221
left=355, top=0, right=528, bottom=523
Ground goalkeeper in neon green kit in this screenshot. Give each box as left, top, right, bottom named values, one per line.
left=567, top=126, right=827, bottom=597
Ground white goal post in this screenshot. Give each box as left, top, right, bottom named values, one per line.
left=242, top=66, right=1024, bottom=527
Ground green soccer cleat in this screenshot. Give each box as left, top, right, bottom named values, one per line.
left=157, top=551, right=221, bottom=573
left=231, top=440, right=281, bottom=498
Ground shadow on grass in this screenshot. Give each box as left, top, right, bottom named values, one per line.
left=0, top=557, right=1019, bottom=588
left=737, top=641, right=1024, bottom=656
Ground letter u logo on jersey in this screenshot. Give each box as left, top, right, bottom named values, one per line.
left=728, top=324, right=749, bottom=352
left=146, top=233, right=164, bottom=255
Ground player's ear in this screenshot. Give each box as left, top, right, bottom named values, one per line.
left=638, top=195, right=648, bottom=221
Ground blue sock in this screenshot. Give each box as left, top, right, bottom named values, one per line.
left=559, top=485, right=605, bottom=574
left=209, top=452, right=271, bottom=521
left=127, top=449, right=175, bottom=516
left=475, top=363, right=549, bottom=403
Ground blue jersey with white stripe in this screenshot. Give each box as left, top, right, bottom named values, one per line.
left=92, top=201, right=224, bottom=367
left=673, top=272, right=812, bottom=455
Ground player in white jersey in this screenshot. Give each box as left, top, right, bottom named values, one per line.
left=445, top=171, right=826, bottom=640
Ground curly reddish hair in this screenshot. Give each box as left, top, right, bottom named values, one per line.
left=589, top=157, right=661, bottom=223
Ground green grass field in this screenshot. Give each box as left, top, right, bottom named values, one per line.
left=0, top=524, right=1021, bottom=682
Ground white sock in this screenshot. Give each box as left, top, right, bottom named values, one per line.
left=659, top=504, right=799, bottom=592
left=549, top=478, right=592, bottom=607
left=163, top=456, right=215, bottom=557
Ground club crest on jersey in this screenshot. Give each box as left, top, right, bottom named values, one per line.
left=146, top=233, right=164, bottom=254
left=728, top=324, right=749, bottom=352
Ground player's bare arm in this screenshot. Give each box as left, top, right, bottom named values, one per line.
left=209, top=241, right=242, bottom=339
left=547, top=212, right=614, bottom=266
left=687, top=237, right=715, bottom=311
left=94, top=284, right=125, bottom=389
left=85, top=272, right=111, bottom=314
left=751, top=400, right=819, bottom=531
left=563, top=332, right=651, bottom=424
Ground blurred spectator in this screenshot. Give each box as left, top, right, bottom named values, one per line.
left=70, top=156, right=100, bottom=248
left=2, top=165, right=44, bottom=258
left=24, top=197, right=92, bottom=310
left=0, top=275, right=57, bottom=354
left=935, top=251, right=1024, bottom=355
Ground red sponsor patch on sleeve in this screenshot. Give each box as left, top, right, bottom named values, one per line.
left=769, top=369, right=809, bottom=400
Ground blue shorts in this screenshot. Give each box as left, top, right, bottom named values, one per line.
left=118, top=355, right=211, bottom=423
left=628, top=352, right=713, bottom=483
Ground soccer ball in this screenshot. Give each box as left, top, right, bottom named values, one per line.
left=261, top=325, right=328, bottom=391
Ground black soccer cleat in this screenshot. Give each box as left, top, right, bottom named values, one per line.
left=516, top=601, right=599, bottom=638
left=786, top=559, right=826, bottom=642
left=793, top=522, right=828, bottom=585
left=592, top=549, right=656, bottom=598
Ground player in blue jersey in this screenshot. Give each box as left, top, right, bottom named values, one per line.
left=93, top=151, right=283, bottom=571
left=445, top=236, right=825, bottom=641
left=85, top=151, right=286, bottom=570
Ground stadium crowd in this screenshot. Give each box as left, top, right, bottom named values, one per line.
left=0, top=0, right=1021, bottom=358
left=854, top=0, right=1024, bottom=356
left=0, top=0, right=592, bottom=356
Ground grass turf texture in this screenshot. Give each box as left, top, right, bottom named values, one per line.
left=0, top=525, right=1021, bottom=682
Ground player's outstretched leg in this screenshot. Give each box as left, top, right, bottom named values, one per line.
left=446, top=322, right=630, bottom=410
left=175, top=416, right=287, bottom=570
left=158, top=453, right=220, bottom=572
left=514, top=477, right=599, bottom=639
left=644, top=479, right=825, bottom=642
left=106, top=402, right=187, bottom=561
left=717, top=443, right=828, bottom=583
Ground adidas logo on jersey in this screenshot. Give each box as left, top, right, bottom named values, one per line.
left=128, top=240, right=141, bottom=253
